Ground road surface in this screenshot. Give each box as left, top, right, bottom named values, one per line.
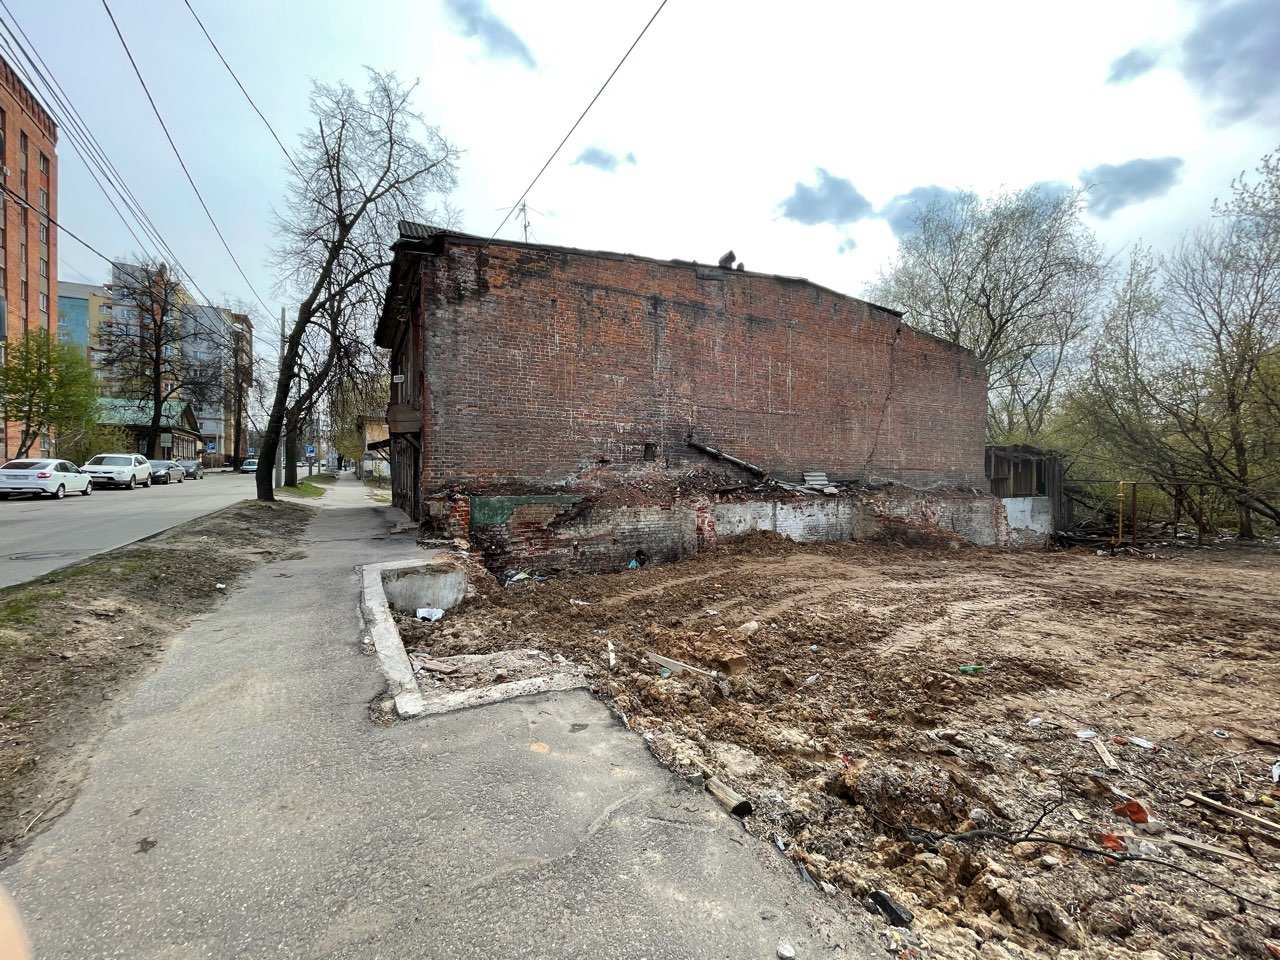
left=0, top=471, right=257, bottom=589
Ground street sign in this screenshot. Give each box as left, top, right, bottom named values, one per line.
left=248, top=447, right=256, bottom=455
left=305, top=444, right=316, bottom=457
left=205, top=441, right=216, bottom=453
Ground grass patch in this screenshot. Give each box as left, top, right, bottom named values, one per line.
left=0, top=593, right=52, bottom=628
left=310, top=473, right=337, bottom=485
left=276, top=480, right=326, bottom=499
left=0, top=500, right=314, bottom=857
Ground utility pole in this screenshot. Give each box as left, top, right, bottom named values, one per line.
left=275, top=305, right=284, bottom=490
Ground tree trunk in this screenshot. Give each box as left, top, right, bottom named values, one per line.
left=148, top=299, right=164, bottom=458
left=285, top=423, right=298, bottom=487
left=1237, top=502, right=1254, bottom=540
left=231, top=379, right=244, bottom=469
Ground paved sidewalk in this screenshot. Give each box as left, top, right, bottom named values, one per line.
left=2, top=473, right=880, bottom=958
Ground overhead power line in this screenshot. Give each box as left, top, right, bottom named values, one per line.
left=180, top=0, right=303, bottom=180
left=489, top=0, right=670, bottom=243
left=0, top=1, right=236, bottom=324
left=1, top=183, right=114, bottom=264
left=100, top=0, right=274, bottom=318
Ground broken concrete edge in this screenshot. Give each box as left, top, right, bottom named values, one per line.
left=359, top=558, right=435, bottom=719
left=416, top=672, right=587, bottom=716
left=358, top=556, right=589, bottom=720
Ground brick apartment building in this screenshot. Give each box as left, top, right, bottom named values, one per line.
left=376, top=225, right=1019, bottom=572
left=0, top=53, right=58, bottom=461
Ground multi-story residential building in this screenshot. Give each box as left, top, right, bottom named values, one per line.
left=0, top=52, right=58, bottom=461
left=56, top=281, right=111, bottom=362
left=184, top=302, right=233, bottom=464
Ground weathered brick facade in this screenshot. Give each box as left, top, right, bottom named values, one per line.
left=377, top=227, right=998, bottom=570
left=0, top=53, right=58, bottom=460
left=378, top=229, right=987, bottom=500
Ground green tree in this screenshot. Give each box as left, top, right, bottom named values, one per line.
left=0, top=330, right=98, bottom=458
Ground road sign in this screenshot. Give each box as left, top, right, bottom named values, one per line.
left=248, top=447, right=256, bottom=455
left=305, top=444, right=316, bottom=457
left=206, top=441, right=216, bottom=453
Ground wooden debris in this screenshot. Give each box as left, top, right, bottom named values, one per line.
left=1186, top=791, right=1280, bottom=841
left=1092, top=739, right=1120, bottom=772
left=704, top=775, right=753, bottom=818
left=411, top=657, right=458, bottom=675
left=1164, top=833, right=1253, bottom=865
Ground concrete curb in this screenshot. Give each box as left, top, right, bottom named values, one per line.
left=357, top=557, right=590, bottom=720
left=359, top=559, right=429, bottom=718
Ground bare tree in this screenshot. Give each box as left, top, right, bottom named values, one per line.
left=99, top=260, right=230, bottom=458
left=256, top=69, right=457, bottom=499
left=869, top=186, right=1106, bottom=441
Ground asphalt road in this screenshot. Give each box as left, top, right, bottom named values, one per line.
left=0, top=470, right=258, bottom=589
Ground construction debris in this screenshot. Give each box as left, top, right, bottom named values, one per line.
left=419, top=534, right=1280, bottom=959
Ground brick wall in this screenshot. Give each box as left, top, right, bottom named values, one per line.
left=463, top=488, right=1012, bottom=576
left=1, top=53, right=59, bottom=461
left=413, top=237, right=987, bottom=497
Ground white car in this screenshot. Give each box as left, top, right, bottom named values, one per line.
left=83, top=453, right=153, bottom=490
left=0, top=458, right=94, bottom=499
left=240, top=458, right=258, bottom=473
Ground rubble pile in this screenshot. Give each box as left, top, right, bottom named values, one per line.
left=411, top=534, right=1280, bottom=959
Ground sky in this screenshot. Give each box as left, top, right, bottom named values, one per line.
left=15, top=0, right=1280, bottom=361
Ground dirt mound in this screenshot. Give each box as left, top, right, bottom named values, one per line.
left=416, top=538, right=1280, bottom=959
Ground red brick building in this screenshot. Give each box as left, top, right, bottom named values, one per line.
left=377, top=225, right=999, bottom=570
left=0, top=54, right=58, bottom=460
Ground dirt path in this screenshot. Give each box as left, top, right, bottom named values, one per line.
left=410, top=535, right=1280, bottom=959
left=0, top=500, right=312, bottom=861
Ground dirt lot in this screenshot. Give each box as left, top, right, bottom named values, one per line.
left=0, top=500, right=312, bottom=861
left=405, top=536, right=1280, bottom=959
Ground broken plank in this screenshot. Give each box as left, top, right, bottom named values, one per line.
left=647, top=650, right=719, bottom=680
left=1092, top=739, right=1120, bottom=772
left=1164, top=833, right=1253, bottom=865
left=1185, top=792, right=1280, bottom=839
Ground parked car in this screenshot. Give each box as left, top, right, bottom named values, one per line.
left=240, top=458, right=258, bottom=474
left=150, top=460, right=186, bottom=484
left=0, top=459, right=94, bottom=499
left=177, top=459, right=204, bottom=479
left=83, top=453, right=152, bottom=489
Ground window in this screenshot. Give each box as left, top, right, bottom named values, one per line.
left=37, top=188, right=46, bottom=211
left=39, top=257, right=47, bottom=278
left=0, top=107, right=5, bottom=164
left=38, top=292, right=48, bottom=312
left=643, top=442, right=658, bottom=461
left=38, top=222, right=47, bottom=244
left=99, top=303, right=111, bottom=315
left=38, top=152, right=48, bottom=174
left=20, top=278, right=27, bottom=302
